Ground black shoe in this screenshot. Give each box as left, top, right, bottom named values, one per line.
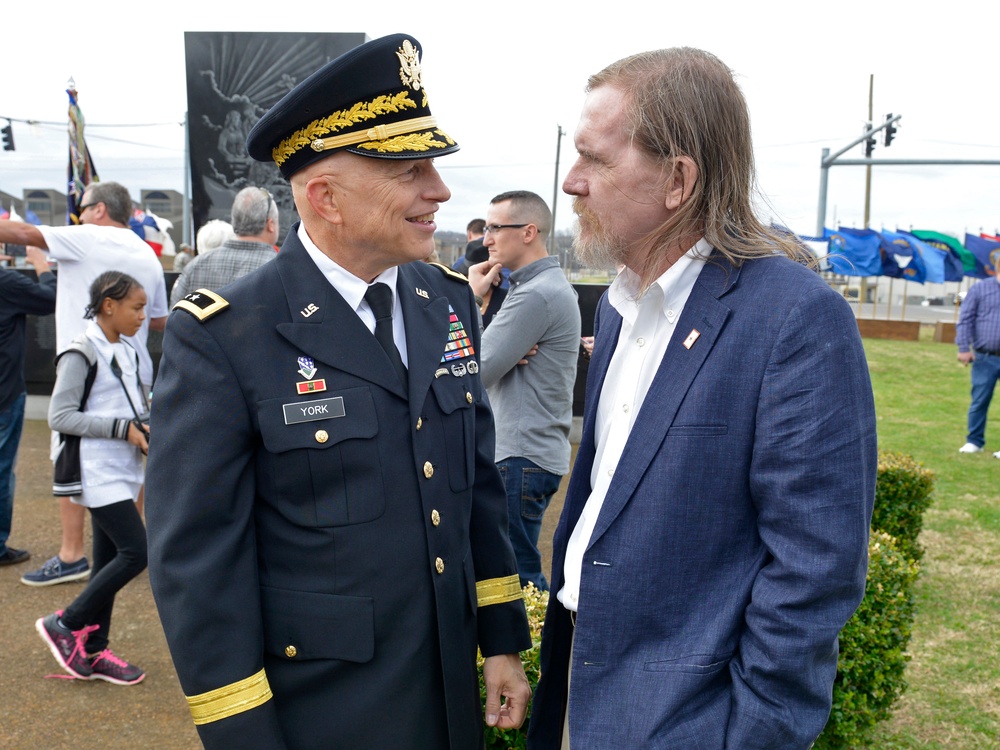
left=0, top=547, right=30, bottom=566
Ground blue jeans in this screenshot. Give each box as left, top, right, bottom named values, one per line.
left=0, top=392, right=26, bottom=555
left=966, top=351, right=1000, bottom=448
left=497, top=457, right=562, bottom=592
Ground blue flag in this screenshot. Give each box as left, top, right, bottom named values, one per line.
left=964, top=234, right=1000, bottom=278
left=824, top=228, right=883, bottom=276
left=898, top=231, right=950, bottom=284
left=876, top=230, right=928, bottom=283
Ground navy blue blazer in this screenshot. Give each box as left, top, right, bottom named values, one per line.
left=528, top=252, right=877, bottom=749
left=147, top=227, right=530, bottom=750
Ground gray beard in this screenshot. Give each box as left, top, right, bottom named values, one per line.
left=571, top=218, right=629, bottom=271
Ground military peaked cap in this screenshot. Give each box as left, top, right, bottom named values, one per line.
left=246, top=33, right=459, bottom=178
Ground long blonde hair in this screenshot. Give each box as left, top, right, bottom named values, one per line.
left=589, top=48, right=808, bottom=288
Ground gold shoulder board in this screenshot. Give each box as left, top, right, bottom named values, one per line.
left=427, top=262, right=468, bottom=283
left=173, top=289, right=230, bottom=322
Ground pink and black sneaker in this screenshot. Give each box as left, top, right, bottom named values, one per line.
left=35, top=613, right=97, bottom=678
left=87, top=649, right=145, bottom=685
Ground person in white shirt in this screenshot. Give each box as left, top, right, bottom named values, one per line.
left=0, top=181, right=167, bottom=587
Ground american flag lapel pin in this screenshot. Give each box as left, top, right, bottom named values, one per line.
left=682, top=329, right=701, bottom=350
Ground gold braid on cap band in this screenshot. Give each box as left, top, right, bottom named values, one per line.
left=476, top=574, right=523, bottom=607
left=272, top=91, right=418, bottom=166
left=186, top=668, right=273, bottom=725
left=312, top=115, right=439, bottom=155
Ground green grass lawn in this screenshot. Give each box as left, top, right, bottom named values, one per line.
left=863, top=333, right=1000, bottom=749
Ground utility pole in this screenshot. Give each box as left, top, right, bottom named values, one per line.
left=862, top=76, right=875, bottom=310
left=863, top=75, right=874, bottom=230
left=550, top=124, right=565, bottom=261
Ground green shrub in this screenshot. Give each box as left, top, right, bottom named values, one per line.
left=814, top=531, right=920, bottom=750
left=479, top=583, right=547, bottom=750
left=873, top=451, right=934, bottom=563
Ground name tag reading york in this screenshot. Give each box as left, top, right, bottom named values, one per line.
left=283, top=397, right=346, bottom=425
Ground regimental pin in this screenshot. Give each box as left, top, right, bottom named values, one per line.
left=415, top=287, right=429, bottom=299
left=297, top=356, right=317, bottom=380
left=451, top=362, right=467, bottom=377
left=466, top=360, right=479, bottom=374
left=300, top=303, right=319, bottom=318
left=434, top=367, right=449, bottom=379
left=682, top=329, right=701, bottom=350
left=296, top=379, right=328, bottom=394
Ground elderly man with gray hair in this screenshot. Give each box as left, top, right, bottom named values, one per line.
left=170, top=187, right=279, bottom=306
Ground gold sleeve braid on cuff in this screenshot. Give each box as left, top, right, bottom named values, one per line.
left=186, top=668, right=273, bottom=725
left=476, top=574, right=523, bottom=607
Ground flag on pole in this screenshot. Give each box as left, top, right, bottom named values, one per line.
left=910, top=230, right=975, bottom=280
left=876, top=230, right=928, bottom=283
left=823, top=227, right=883, bottom=276
left=964, top=234, right=1000, bottom=277
left=67, top=78, right=99, bottom=225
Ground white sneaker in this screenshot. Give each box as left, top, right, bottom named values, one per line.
left=958, top=442, right=984, bottom=453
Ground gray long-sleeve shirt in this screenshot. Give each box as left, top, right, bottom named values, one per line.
left=480, top=256, right=581, bottom=475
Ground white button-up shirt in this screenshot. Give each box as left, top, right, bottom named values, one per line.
left=557, top=239, right=711, bottom=612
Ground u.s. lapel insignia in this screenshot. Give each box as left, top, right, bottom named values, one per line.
left=296, top=379, right=327, bottom=394
left=300, top=303, right=319, bottom=318
left=297, top=356, right=317, bottom=380
left=682, top=329, right=701, bottom=350
left=415, top=287, right=429, bottom=299
left=441, top=304, right=476, bottom=362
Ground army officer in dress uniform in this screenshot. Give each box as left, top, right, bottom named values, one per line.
left=146, top=33, right=532, bottom=750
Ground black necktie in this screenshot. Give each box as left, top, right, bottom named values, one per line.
left=364, top=282, right=407, bottom=392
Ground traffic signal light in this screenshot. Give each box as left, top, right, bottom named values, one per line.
left=1, top=120, right=13, bottom=152
left=864, top=122, right=876, bottom=158
left=883, top=113, right=897, bottom=147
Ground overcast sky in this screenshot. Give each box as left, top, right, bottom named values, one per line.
left=3, top=1, right=998, bottom=240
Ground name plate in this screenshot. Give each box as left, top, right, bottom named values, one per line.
left=283, top=396, right=346, bottom=425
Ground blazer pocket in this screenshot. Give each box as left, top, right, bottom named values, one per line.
left=256, top=387, right=385, bottom=526
left=665, top=424, right=728, bottom=437
left=261, top=585, right=374, bottom=664
left=643, top=652, right=731, bottom=674
left=430, top=377, right=475, bottom=492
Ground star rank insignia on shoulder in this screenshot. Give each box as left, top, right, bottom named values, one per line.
left=426, top=262, right=468, bottom=284
left=173, top=289, right=230, bottom=322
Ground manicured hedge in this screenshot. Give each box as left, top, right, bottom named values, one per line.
left=872, top=451, right=934, bottom=563
left=813, top=530, right=920, bottom=749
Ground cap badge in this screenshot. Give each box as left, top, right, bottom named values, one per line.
left=396, top=40, right=422, bottom=91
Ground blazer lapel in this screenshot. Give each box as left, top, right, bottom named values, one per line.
left=273, top=233, right=407, bottom=398
left=397, top=264, right=452, bottom=417
left=587, top=256, right=740, bottom=548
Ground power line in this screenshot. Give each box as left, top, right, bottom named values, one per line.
left=0, top=115, right=182, bottom=128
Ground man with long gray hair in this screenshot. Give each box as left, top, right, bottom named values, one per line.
left=169, top=186, right=278, bottom=306
left=529, top=47, right=877, bottom=749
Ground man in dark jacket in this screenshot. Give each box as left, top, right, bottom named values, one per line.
left=146, top=33, right=531, bottom=750
left=0, top=246, right=56, bottom=565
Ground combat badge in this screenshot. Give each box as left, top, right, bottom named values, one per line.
left=173, top=289, right=229, bottom=322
